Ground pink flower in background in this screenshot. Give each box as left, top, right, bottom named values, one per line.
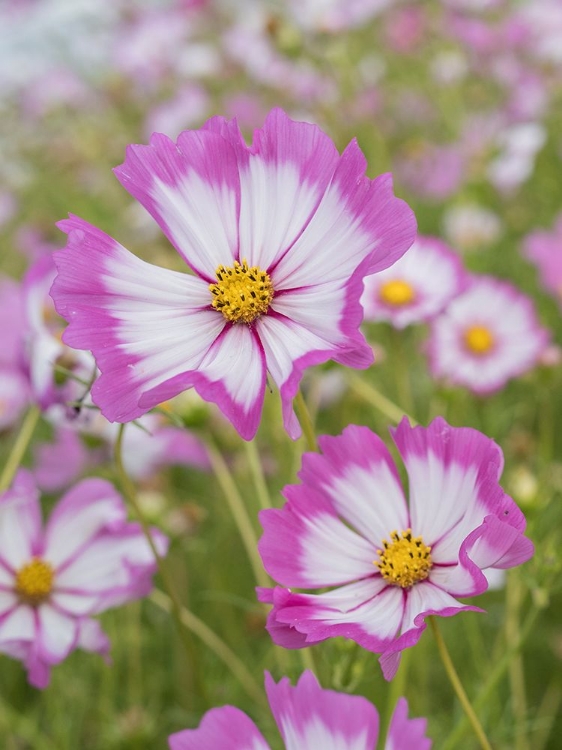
left=32, top=411, right=210, bottom=493
left=0, top=276, right=30, bottom=430
left=258, top=418, right=534, bottom=679
left=0, top=471, right=168, bottom=688
left=428, top=275, right=549, bottom=394
left=169, top=670, right=431, bottom=749
left=52, top=108, right=416, bottom=440
left=522, top=214, right=562, bottom=310
left=361, top=235, right=468, bottom=329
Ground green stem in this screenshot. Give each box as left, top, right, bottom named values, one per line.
left=149, top=588, right=266, bottom=708
left=245, top=438, right=271, bottom=512
left=430, top=617, right=493, bottom=750
left=0, top=405, right=41, bottom=492
left=506, top=576, right=529, bottom=750
left=114, top=424, right=206, bottom=709
left=294, top=389, right=318, bottom=452
left=205, top=438, right=270, bottom=590
left=442, top=606, right=540, bottom=750
left=347, top=374, right=418, bottom=426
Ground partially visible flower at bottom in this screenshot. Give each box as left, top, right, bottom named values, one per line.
left=168, top=670, right=431, bottom=749
left=0, top=471, right=168, bottom=688
left=257, top=418, right=534, bottom=679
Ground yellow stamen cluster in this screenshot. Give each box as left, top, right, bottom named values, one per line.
left=375, top=529, right=432, bottom=589
left=378, top=279, right=415, bottom=307
left=210, top=260, right=274, bottom=324
left=464, top=325, right=494, bottom=355
left=15, top=557, right=54, bottom=606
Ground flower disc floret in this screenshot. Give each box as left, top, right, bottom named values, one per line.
left=209, top=260, right=273, bottom=324
left=464, top=325, right=494, bottom=355
left=375, top=530, right=432, bottom=588
left=379, top=279, right=415, bottom=306
left=15, top=558, right=54, bottom=606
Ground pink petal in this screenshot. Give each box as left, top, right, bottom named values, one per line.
left=299, top=426, right=408, bottom=547
left=0, top=470, right=42, bottom=569
left=266, top=670, right=379, bottom=750
left=44, top=478, right=127, bottom=568
left=35, top=604, right=78, bottom=663
left=168, top=706, right=270, bottom=750
left=114, top=129, right=241, bottom=281
left=386, top=697, right=432, bottom=750
left=141, top=322, right=267, bottom=440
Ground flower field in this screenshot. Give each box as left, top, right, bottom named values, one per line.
left=0, top=1, right=561, bottom=748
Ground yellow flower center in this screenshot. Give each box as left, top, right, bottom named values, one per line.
left=375, top=529, right=432, bottom=588
left=378, top=279, right=415, bottom=307
left=15, top=557, right=54, bottom=606
left=464, top=325, right=494, bottom=355
left=209, top=260, right=274, bottom=324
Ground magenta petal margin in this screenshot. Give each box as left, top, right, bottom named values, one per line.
left=257, top=417, right=534, bottom=679
left=51, top=108, right=416, bottom=440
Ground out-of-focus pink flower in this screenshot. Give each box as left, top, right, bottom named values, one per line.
left=487, top=122, right=546, bottom=193
left=396, top=142, right=466, bottom=201
left=442, top=204, right=503, bottom=253
left=428, top=275, right=549, bottom=393
left=144, top=85, right=210, bottom=139
left=0, top=471, right=168, bottom=688
left=258, top=418, right=533, bottom=679
left=52, top=108, right=416, bottom=440
left=0, top=276, right=31, bottom=430
left=169, top=670, right=432, bottom=749
left=361, top=235, right=468, bottom=329
left=523, top=214, right=562, bottom=310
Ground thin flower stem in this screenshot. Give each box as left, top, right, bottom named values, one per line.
left=294, top=389, right=318, bottom=452
left=347, top=374, right=418, bottom=426
left=442, top=605, right=541, bottom=750
left=506, top=576, right=529, bottom=750
left=114, top=425, right=206, bottom=708
left=0, top=405, right=41, bottom=493
left=245, top=438, right=271, bottom=511
left=205, top=438, right=270, bottom=590
left=149, top=588, right=266, bottom=708
left=429, top=617, right=493, bottom=750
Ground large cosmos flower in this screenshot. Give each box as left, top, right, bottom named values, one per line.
left=51, top=108, right=416, bottom=440
left=0, top=471, right=167, bottom=688
left=258, top=418, right=534, bottom=679
left=428, top=275, right=549, bottom=394
left=169, top=670, right=431, bottom=750
left=361, top=235, right=468, bottom=329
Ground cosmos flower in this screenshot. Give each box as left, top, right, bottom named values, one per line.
left=257, top=418, right=534, bottom=680
left=51, top=108, right=415, bottom=440
left=0, top=471, right=168, bottom=688
left=428, top=275, right=549, bottom=394
left=361, top=235, right=468, bottom=329
left=169, top=670, right=431, bottom=749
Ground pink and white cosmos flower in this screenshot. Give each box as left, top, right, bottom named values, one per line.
left=168, top=670, right=431, bottom=750
left=258, top=418, right=534, bottom=680
left=361, top=235, right=468, bottom=329
left=0, top=471, right=168, bottom=688
left=428, top=275, right=549, bottom=394
left=51, top=108, right=416, bottom=440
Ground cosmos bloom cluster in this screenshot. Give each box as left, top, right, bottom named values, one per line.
left=51, top=108, right=416, bottom=440
left=169, top=670, right=432, bottom=750
left=360, top=235, right=549, bottom=394
left=258, top=417, right=533, bottom=679
left=0, top=471, right=168, bottom=688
